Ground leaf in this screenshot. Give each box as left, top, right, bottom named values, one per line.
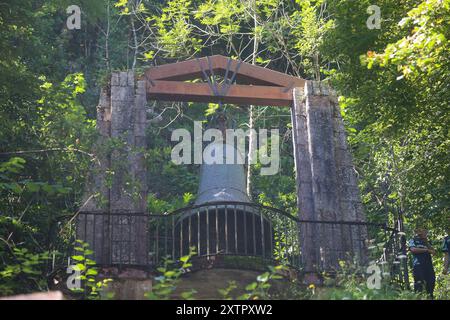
left=142, top=51, right=155, bottom=61
left=114, top=0, right=128, bottom=8
left=164, top=271, right=176, bottom=277
left=179, top=255, right=190, bottom=263
left=245, top=282, right=257, bottom=291
left=205, top=103, right=219, bottom=116
left=71, top=255, right=85, bottom=261
left=75, top=263, right=86, bottom=271
left=86, top=269, right=98, bottom=276
left=257, top=272, right=270, bottom=282
left=180, top=290, right=196, bottom=299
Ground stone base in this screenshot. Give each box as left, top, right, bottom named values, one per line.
left=174, top=268, right=261, bottom=300
left=99, top=266, right=300, bottom=300
left=104, top=278, right=153, bottom=300
left=100, top=267, right=152, bottom=300
left=174, top=268, right=302, bottom=300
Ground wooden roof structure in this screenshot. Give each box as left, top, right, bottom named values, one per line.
left=143, top=55, right=305, bottom=106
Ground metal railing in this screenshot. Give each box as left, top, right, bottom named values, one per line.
left=160, top=201, right=300, bottom=269
left=76, top=201, right=407, bottom=283
left=376, top=228, right=409, bottom=287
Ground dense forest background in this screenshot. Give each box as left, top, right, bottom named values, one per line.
left=0, top=0, right=448, bottom=298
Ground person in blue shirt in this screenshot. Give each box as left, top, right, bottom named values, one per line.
left=408, top=227, right=436, bottom=298
left=442, top=233, right=449, bottom=275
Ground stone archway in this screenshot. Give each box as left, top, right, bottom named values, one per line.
left=79, top=56, right=367, bottom=276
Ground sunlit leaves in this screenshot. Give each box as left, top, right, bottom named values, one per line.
left=368, top=0, right=449, bottom=80
left=322, top=0, right=449, bottom=233
left=146, top=248, right=197, bottom=300
left=69, top=240, right=112, bottom=300
left=195, top=0, right=245, bottom=34
left=205, top=103, right=220, bottom=116
left=0, top=247, right=50, bottom=295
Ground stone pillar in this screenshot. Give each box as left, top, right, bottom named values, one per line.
left=110, top=71, right=136, bottom=213
left=78, top=72, right=149, bottom=266
left=291, top=88, right=319, bottom=275
left=291, top=81, right=367, bottom=277
left=131, top=79, right=149, bottom=266
left=133, top=80, right=148, bottom=212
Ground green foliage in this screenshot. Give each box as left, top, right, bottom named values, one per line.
left=292, top=0, right=335, bottom=79
left=317, top=276, right=425, bottom=300
left=240, top=265, right=286, bottom=299
left=145, top=248, right=197, bottom=300
left=0, top=70, right=96, bottom=295
left=219, top=265, right=287, bottom=300
left=0, top=2, right=99, bottom=292
left=152, top=0, right=203, bottom=57
left=321, top=0, right=449, bottom=237
left=218, top=280, right=238, bottom=300
left=435, top=274, right=450, bottom=300
left=0, top=247, right=51, bottom=296
left=369, top=0, right=449, bottom=79
left=69, top=240, right=113, bottom=300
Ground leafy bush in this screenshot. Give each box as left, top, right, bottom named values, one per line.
left=0, top=247, right=51, bottom=296
left=68, top=240, right=112, bottom=300
left=145, top=248, right=197, bottom=300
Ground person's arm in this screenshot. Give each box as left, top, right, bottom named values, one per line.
left=408, top=238, right=434, bottom=254
left=423, top=238, right=436, bottom=255
left=410, top=247, right=432, bottom=254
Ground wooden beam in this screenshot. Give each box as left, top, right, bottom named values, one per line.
left=143, top=55, right=305, bottom=88
left=218, top=56, right=305, bottom=88
left=144, top=56, right=222, bottom=83
left=146, top=80, right=293, bottom=106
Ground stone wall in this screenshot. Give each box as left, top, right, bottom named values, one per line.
left=291, top=81, right=367, bottom=275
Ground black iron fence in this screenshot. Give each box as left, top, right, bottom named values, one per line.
left=76, top=201, right=407, bottom=284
